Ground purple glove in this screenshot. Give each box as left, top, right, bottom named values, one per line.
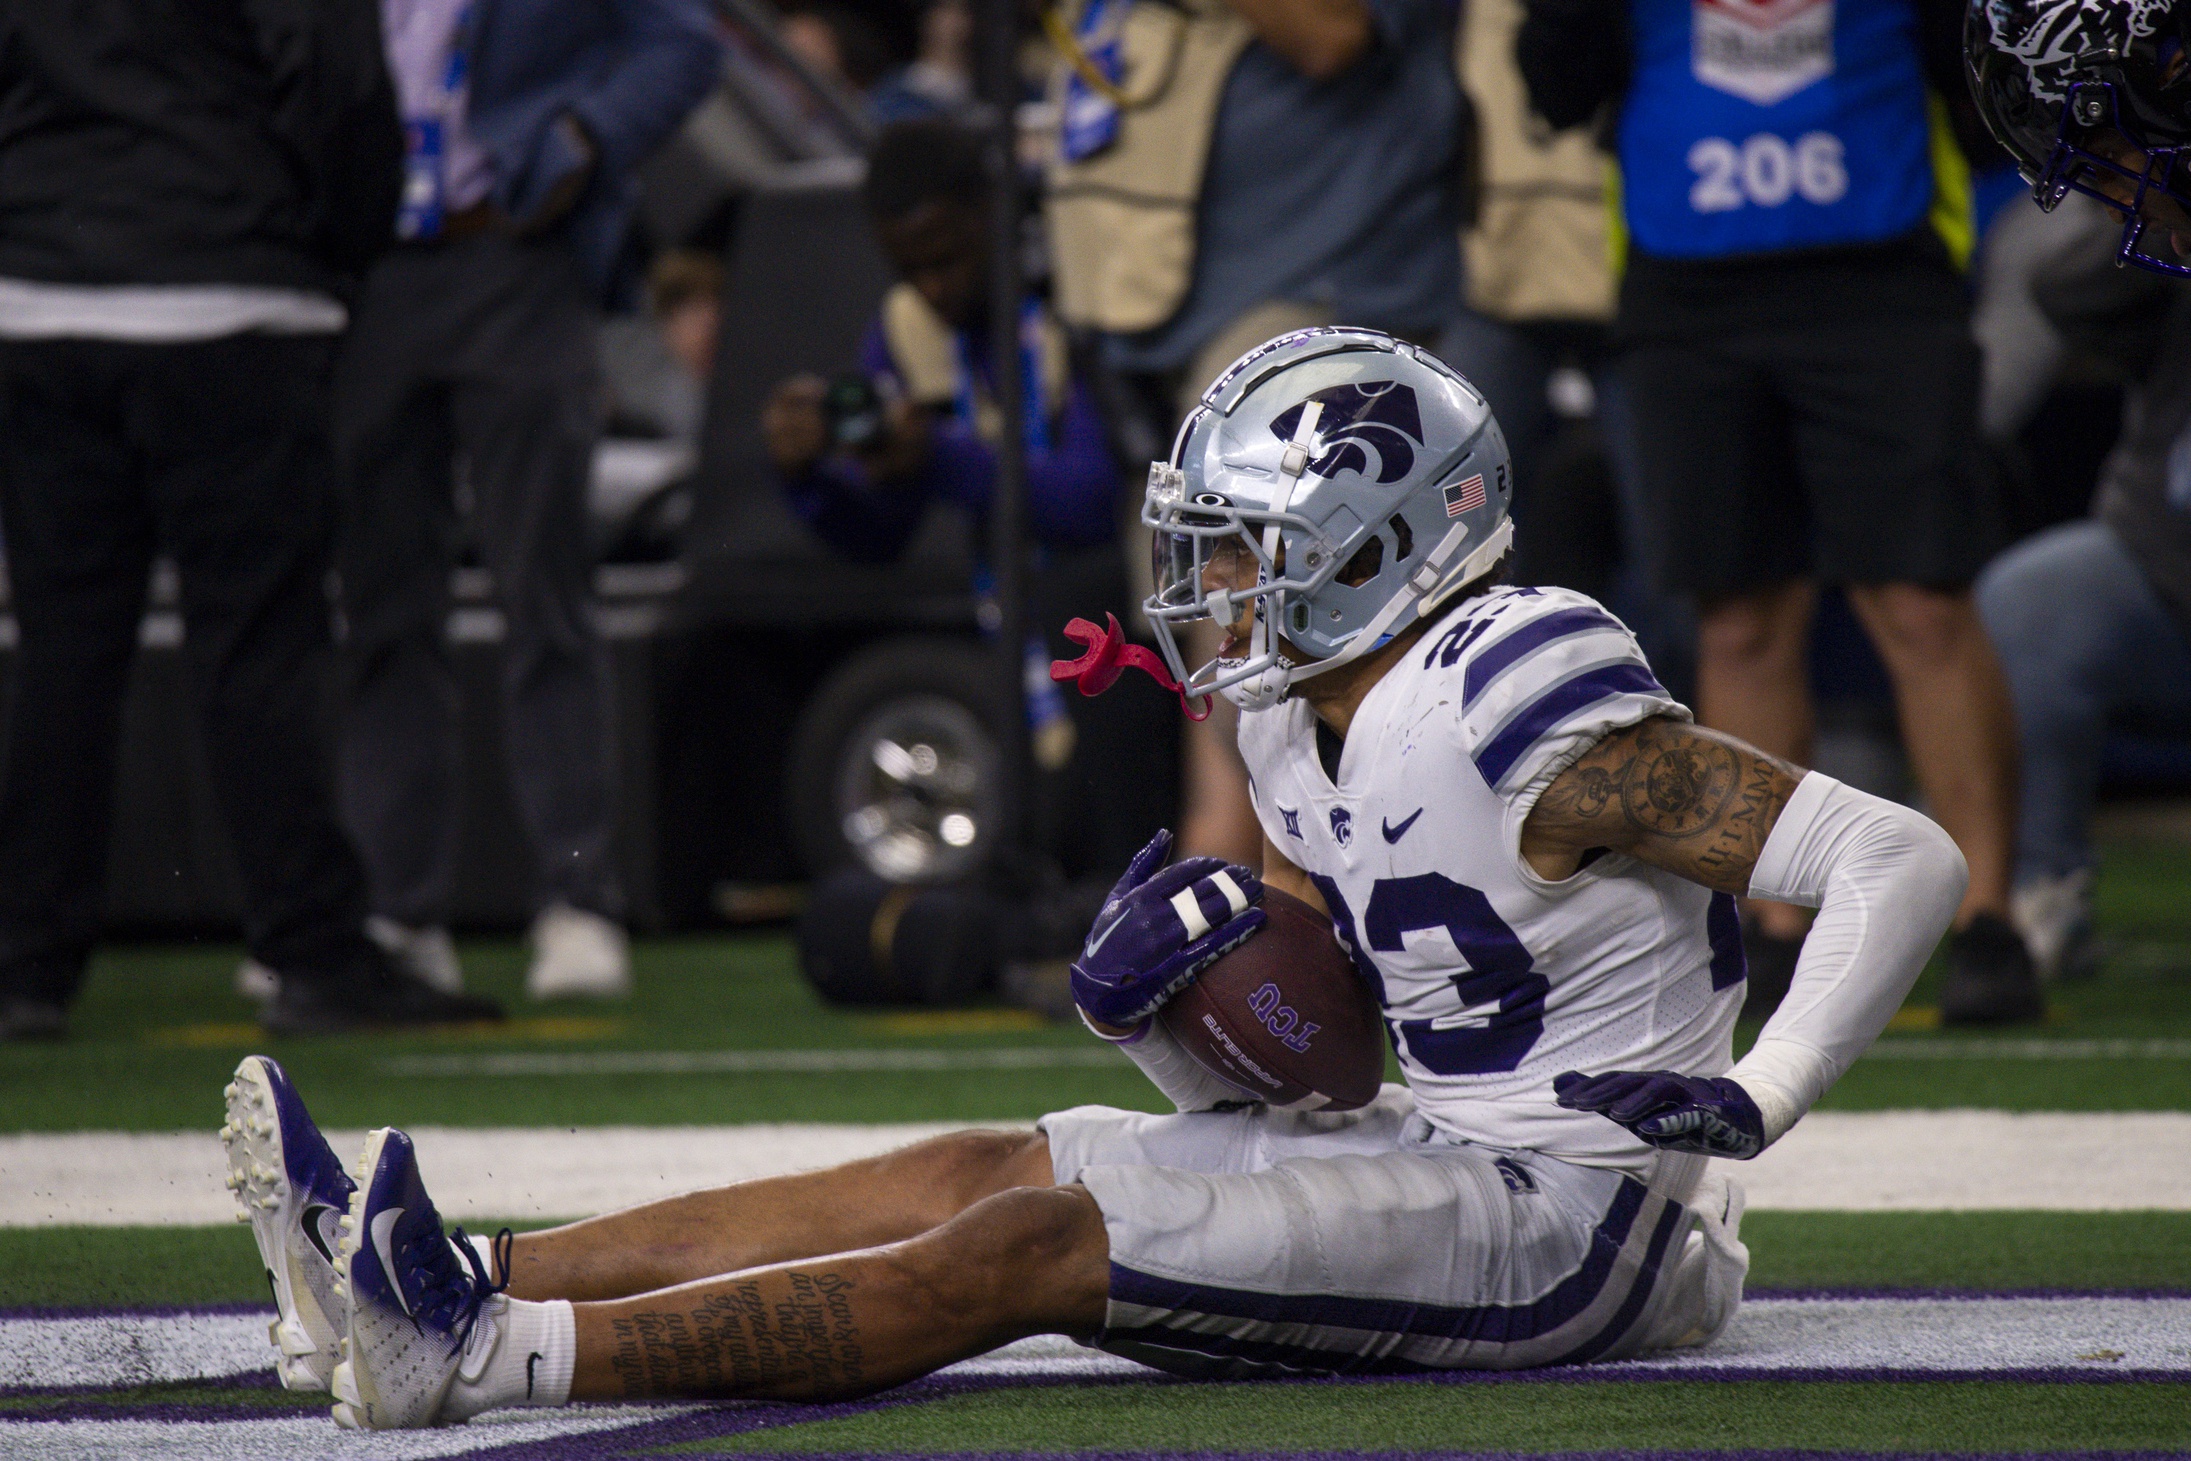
left=1072, top=829, right=1265, bottom=1028
left=1553, top=1070, right=1765, bottom=1160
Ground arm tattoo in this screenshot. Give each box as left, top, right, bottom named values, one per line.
left=1530, top=718, right=1801, bottom=893
left=609, top=1271, right=866, bottom=1399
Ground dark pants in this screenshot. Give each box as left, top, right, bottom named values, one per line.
left=334, top=234, right=621, bottom=924
left=0, top=334, right=373, bottom=1006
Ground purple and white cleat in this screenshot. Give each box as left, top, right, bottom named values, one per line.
left=220, top=1055, right=356, bottom=1390
left=332, top=1127, right=509, bottom=1429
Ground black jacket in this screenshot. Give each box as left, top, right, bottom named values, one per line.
left=0, top=0, right=403, bottom=295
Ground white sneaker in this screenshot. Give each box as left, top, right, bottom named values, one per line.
left=235, top=960, right=280, bottom=1002
left=366, top=916, right=465, bottom=994
left=2010, top=870, right=2099, bottom=982
left=525, top=904, right=630, bottom=999
left=331, top=1128, right=504, bottom=1429
left=221, top=1056, right=355, bottom=1391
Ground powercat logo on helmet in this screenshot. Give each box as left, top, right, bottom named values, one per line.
left=1268, top=382, right=1424, bottom=485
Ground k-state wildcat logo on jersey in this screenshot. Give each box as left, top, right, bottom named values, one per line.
left=1693, top=0, right=1834, bottom=106
left=1268, top=382, right=1425, bottom=485
left=1330, top=807, right=1354, bottom=847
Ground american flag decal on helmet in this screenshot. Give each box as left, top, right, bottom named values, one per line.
left=1444, top=474, right=1486, bottom=518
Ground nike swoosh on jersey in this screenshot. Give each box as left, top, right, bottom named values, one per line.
left=527, top=1352, right=544, bottom=1399
left=370, top=1207, right=414, bottom=1317
left=301, top=1202, right=339, bottom=1266
left=1381, top=808, right=1425, bottom=843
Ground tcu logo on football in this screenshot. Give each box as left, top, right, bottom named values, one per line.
left=1247, top=982, right=1321, bottom=1053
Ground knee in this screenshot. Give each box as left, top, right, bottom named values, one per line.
left=1696, top=591, right=1806, bottom=668
left=909, top=1184, right=1109, bottom=1335
left=1847, top=583, right=1986, bottom=668
left=900, top=1129, right=1055, bottom=1225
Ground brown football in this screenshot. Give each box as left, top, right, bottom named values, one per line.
left=1159, top=886, right=1387, bottom=1111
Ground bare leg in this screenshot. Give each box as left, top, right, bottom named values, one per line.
left=1845, top=582, right=2018, bottom=926
left=569, top=1184, right=1110, bottom=1403
left=1695, top=579, right=1817, bottom=939
left=504, top=1130, right=1056, bottom=1302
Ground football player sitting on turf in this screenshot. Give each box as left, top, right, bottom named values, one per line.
left=223, top=330, right=1964, bottom=1427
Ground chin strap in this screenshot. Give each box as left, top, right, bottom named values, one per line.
left=1051, top=613, right=1212, bottom=721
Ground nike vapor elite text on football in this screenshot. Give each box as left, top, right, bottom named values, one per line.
left=335, top=1128, right=505, bottom=1427
left=221, top=1055, right=356, bottom=1390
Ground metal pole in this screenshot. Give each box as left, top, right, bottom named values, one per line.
left=978, top=0, right=1030, bottom=863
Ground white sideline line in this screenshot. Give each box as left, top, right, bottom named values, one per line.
left=373, top=1038, right=2191, bottom=1080
left=9, top=1301, right=2191, bottom=1392
left=5, top=1111, right=2191, bottom=1226
left=381, top=1046, right=1129, bottom=1077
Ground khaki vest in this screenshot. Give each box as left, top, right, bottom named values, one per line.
left=879, top=283, right=1072, bottom=444
left=1044, top=0, right=1253, bottom=333
left=1457, top=0, right=1614, bottom=323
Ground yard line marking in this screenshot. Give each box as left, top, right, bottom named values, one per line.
left=379, top=1045, right=1130, bottom=1077
left=8, top=1299, right=2190, bottom=1392
left=7, top=1112, right=2191, bottom=1226
left=1866, top=1038, right=2191, bottom=1060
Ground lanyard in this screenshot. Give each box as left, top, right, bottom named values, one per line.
left=1057, top=0, right=1129, bottom=163
left=952, top=298, right=1053, bottom=456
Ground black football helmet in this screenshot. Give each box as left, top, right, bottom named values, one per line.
left=1968, top=0, right=2191, bottom=273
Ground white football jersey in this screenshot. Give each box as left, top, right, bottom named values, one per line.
left=1237, top=585, right=1747, bottom=1175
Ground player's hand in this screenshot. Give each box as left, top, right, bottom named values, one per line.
left=1072, top=829, right=1265, bottom=1030
left=761, top=375, right=829, bottom=474
left=1553, top=1069, right=1766, bottom=1160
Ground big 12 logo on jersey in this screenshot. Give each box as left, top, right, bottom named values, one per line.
left=1692, top=0, right=1833, bottom=106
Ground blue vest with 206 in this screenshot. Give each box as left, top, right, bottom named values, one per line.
left=1618, top=0, right=1933, bottom=260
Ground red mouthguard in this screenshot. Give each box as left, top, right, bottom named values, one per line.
left=1050, top=613, right=1211, bottom=721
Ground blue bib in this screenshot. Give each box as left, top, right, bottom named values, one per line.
left=1619, top=0, right=1932, bottom=259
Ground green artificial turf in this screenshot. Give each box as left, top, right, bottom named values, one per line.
left=657, top=1380, right=2191, bottom=1455
left=2, top=840, right=2185, bottom=1132
left=10, top=1212, right=2187, bottom=1311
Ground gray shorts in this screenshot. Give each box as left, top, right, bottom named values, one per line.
left=1041, top=1086, right=1717, bottom=1376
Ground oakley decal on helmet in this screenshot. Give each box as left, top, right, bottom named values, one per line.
left=1968, top=0, right=2191, bottom=273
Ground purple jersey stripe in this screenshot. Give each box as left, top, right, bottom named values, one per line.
left=1472, top=662, right=1668, bottom=790
left=1108, top=1179, right=1647, bottom=1346
left=1461, top=606, right=1629, bottom=708
left=1708, top=891, right=1748, bottom=991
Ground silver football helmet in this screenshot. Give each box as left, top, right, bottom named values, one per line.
left=1144, top=327, right=1514, bottom=712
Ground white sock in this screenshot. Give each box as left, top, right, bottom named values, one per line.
left=444, top=1296, right=576, bottom=1419
left=466, top=1231, right=500, bottom=1283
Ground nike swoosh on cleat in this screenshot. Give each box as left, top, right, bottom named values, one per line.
left=301, top=1202, right=339, bottom=1266
left=1381, top=809, right=1424, bottom=843
left=370, top=1207, right=414, bottom=1318
left=527, top=1352, right=544, bottom=1399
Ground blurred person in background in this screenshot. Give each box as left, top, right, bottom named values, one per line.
left=1044, top=0, right=1465, bottom=865
left=1519, top=0, right=2036, bottom=1024
left=1965, top=0, right=2191, bottom=982
left=0, top=0, right=500, bottom=1038
left=870, top=0, right=977, bottom=124
left=763, top=121, right=1172, bottom=879
left=334, top=0, right=720, bottom=1002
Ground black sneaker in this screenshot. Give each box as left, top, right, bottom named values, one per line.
left=0, top=999, right=67, bottom=1042
left=1740, top=925, right=1804, bottom=1023
left=1937, top=913, right=2046, bottom=1027
left=263, top=946, right=503, bottom=1036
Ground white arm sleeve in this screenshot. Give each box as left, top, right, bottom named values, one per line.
left=1081, top=1011, right=1246, bottom=1113
left=1727, top=773, right=1968, bottom=1147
